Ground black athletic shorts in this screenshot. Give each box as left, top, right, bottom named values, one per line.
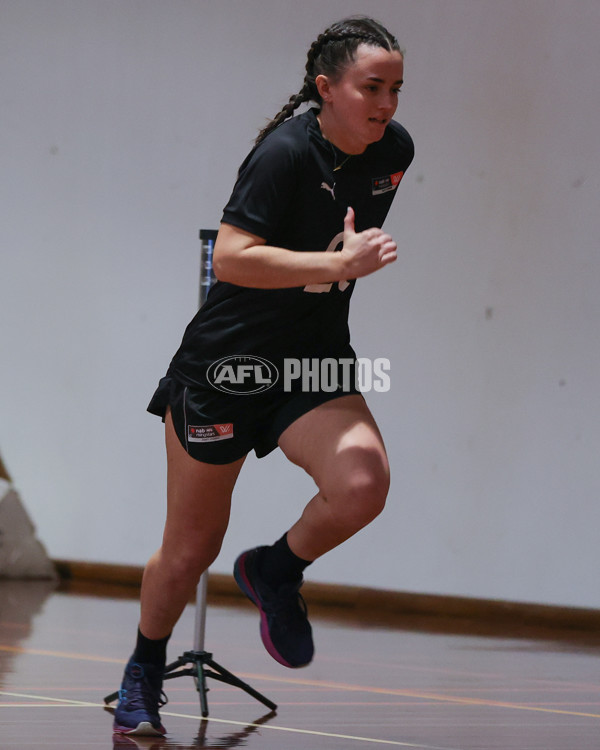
left=147, top=375, right=360, bottom=464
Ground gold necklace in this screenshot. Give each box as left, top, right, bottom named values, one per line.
left=333, top=154, right=352, bottom=172
left=317, top=113, right=352, bottom=172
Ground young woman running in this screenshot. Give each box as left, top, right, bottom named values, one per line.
left=113, top=15, right=414, bottom=736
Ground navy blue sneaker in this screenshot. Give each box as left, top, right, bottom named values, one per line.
left=113, top=660, right=167, bottom=736
left=234, top=547, right=314, bottom=668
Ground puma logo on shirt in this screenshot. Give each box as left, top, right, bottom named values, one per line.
left=321, top=181, right=336, bottom=200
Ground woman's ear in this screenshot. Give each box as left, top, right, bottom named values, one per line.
left=315, top=74, right=332, bottom=103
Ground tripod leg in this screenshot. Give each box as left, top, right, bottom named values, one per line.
left=164, top=654, right=189, bottom=675
left=195, top=659, right=210, bottom=717
left=206, top=657, right=277, bottom=712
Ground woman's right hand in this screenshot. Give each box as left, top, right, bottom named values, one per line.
left=339, top=207, right=397, bottom=279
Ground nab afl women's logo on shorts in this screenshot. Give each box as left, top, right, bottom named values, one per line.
left=207, top=355, right=279, bottom=394
left=188, top=424, right=234, bottom=442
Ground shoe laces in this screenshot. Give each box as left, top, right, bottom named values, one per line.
left=120, top=665, right=168, bottom=711
left=261, top=580, right=308, bottom=626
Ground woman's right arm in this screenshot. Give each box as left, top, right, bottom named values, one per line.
left=213, top=208, right=397, bottom=290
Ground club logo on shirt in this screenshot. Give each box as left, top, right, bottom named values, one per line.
left=207, top=355, right=279, bottom=394
left=372, top=171, right=404, bottom=196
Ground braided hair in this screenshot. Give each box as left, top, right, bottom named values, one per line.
left=255, top=16, right=401, bottom=145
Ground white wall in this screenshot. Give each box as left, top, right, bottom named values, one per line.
left=1, top=0, right=598, bottom=608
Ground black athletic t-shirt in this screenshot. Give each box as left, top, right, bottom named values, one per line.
left=167, top=108, right=414, bottom=390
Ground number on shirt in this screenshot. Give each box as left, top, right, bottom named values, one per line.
left=303, top=232, right=350, bottom=293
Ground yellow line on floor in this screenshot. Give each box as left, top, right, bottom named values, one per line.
left=0, top=691, right=452, bottom=749
left=2, top=646, right=599, bottom=720
left=244, top=673, right=600, bottom=720
left=0, top=644, right=122, bottom=663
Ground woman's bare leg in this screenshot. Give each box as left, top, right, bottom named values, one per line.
left=278, top=394, right=390, bottom=562
left=139, top=410, right=246, bottom=639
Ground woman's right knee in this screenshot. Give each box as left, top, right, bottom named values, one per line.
left=161, top=531, right=224, bottom=583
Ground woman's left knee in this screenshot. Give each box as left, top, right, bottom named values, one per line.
left=350, top=469, right=389, bottom=520
left=331, top=452, right=390, bottom=526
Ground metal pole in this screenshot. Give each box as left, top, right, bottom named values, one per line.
left=199, top=229, right=217, bottom=308
left=193, top=230, right=218, bottom=652
left=193, top=569, right=209, bottom=652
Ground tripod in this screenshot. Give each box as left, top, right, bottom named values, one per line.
left=104, top=230, right=277, bottom=718
left=161, top=572, right=277, bottom=717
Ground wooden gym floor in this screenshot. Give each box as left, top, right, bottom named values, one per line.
left=1, top=578, right=599, bottom=749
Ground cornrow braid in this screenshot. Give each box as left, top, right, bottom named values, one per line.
left=255, top=16, right=401, bottom=145
left=255, top=84, right=312, bottom=146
